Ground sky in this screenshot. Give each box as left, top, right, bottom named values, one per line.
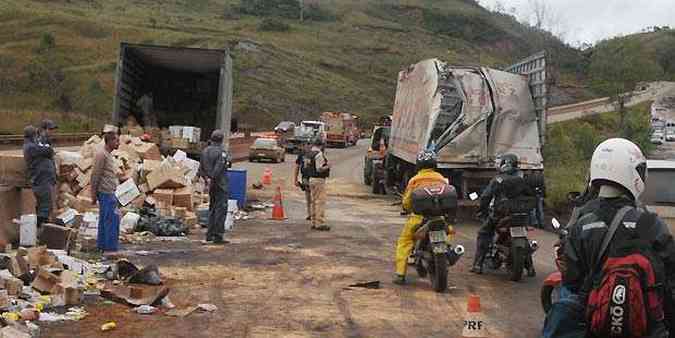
left=477, top=0, right=675, bottom=46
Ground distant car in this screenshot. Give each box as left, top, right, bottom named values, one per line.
left=249, top=138, right=286, bottom=163
left=666, top=122, right=675, bottom=142
left=651, top=132, right=665, bottom=145
left=274, top=121, right=296, bottom=134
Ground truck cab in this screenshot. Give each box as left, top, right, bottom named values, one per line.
left=285, top=120, right=326, bottom=153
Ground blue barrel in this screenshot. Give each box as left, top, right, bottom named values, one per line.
left=227, top=169, right=247, bottom=208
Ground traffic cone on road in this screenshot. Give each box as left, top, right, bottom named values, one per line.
left=462, top=294, right=487, bottom=338
left=271, top=186, right=286, bottom=220
left=262, top=168, right=273, bottom=186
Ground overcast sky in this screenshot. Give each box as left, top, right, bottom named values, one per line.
left=477, top=0, right=675, bottom=45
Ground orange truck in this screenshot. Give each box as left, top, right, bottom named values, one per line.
left=320, top=112, right=359, bottom=148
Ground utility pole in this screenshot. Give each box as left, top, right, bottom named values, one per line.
left=299, top=0, right=304, bottom=22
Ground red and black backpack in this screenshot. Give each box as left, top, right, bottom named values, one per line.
left=585, top=207, right=666, bottom=338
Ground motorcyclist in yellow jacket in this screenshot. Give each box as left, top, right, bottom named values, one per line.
left=393, top=149, right=452, bottom=285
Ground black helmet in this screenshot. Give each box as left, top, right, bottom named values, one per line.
left=416, top=148, right=438, bottom=170
left=497, top=153, right=519, bottom=174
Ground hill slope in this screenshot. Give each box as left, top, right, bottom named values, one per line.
left=0, top=0, right=582, bottom=132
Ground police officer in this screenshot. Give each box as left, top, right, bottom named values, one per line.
left=23, top=125, right=56, bottom=228
left=304, top=137, right=330, bottom=231
left=542, top=138, right=675, bottom=338
left=37, top=119, right=58, bottom=146
left=470, top=153, right=535, bottom=275
left=198, top=130, right=230, bottom=244
left=293, top=142, right=312, bottom=221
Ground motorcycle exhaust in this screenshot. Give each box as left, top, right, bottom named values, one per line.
left=529, top=240, right=539, bottom=252
left=447, top=245, right=465, bottom=266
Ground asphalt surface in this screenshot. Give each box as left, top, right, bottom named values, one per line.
left=43, top=140, right=558, bottom=338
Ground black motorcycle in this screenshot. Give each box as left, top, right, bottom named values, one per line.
left=479, top=197, right=539, bottom=282
left=410, top=184, right=464, bottom=292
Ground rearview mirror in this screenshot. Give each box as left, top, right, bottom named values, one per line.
left=469, top=192, right=479, bottom=201
left=552, top=218, right=561, bottom=230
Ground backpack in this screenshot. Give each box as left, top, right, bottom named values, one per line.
left=585, top=207, right=666, bottom=338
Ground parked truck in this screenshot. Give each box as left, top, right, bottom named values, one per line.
left=383, top=52, right=547, bottom=198
left=285, top=120, right=326, bottom=153
left=112, top=43, right=234, bottom=150
left=320, top=112, right=359, bottom=148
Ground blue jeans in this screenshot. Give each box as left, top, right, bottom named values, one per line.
left=541, top=286, right=585, bottom=338
left=97, top=192, right=120, bottom=252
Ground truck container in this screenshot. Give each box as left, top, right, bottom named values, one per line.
left=384, top=52, right=547, bottom=198
left=112, top=43, right=234, bottom=149
left=320, top=112, right=359, bottom=148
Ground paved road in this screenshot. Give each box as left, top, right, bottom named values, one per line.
left=44, top=140, right=557, bottom=338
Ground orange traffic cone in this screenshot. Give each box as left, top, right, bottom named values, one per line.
left=462, top=294, right=487, bottom=338
left=262, top=168, right=272, bottom=186
left=271, top=186, right=286, bottom=220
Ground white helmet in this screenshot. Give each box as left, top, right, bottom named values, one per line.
left=590, top=138, right=647, bottom=200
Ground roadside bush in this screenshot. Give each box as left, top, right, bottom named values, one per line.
left=257, top=18, right=290, bottom=32
left=305, top=5, right=337, bottom=22
left=240, top=0, right=299, bottom=19
left=39, top=32, right=55, bottom=52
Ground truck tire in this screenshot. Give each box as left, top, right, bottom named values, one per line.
left=372, top=170, right=383, bottom=195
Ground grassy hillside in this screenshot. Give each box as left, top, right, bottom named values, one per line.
left=0, top=0, right=583, bottom=132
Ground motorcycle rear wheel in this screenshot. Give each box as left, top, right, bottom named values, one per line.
left=430, top=253, right=448, bottom=292
left=509, top=246, right=524, bottom=282
left=540, top=284, right=557, bottom=313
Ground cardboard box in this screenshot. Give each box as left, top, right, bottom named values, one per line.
left=19, top=189, right=37, bottom=215
left=0, top=153, right=29, bottom=187
left=173, top=186, right=194, bottom=211
left=171, top=138, right=189, bottom=149
left=135, top=142, right=161, bottom=161
left=153, top=189, right=174, bottom=206
left=115, top=179, right=141, bottom=207
left=146, top=165, right=187, bottom=190
left=0, top=185, right=21, bottom=242
left=39, top=224, right=74, bottom=250
left=76, top=158, right=93, bottom=172
left=142, top=160, right=162, bottom=174
left=76, top=171, right=91, bottom=189
left=32, top=268, right=62, bottom=294
left=173, top=207, right=187, bottom=218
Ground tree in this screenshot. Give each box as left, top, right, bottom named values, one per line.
left=589, top=37, right=662, bottom=130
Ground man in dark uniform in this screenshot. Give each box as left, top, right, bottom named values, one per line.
left=22, top=125, right=57, bottom=228
left=198, top=130, right=230, bottom=244
left=293, top=142, right=312, bottom=221
left=470, top=153, right=535, bottom=275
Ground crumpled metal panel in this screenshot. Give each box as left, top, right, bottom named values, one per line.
left=390, top=59, right=543, bottom=169
left=486, top=68, right=543, bottom=169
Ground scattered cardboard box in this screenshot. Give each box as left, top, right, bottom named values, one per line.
left=115, top=179, right=141, bottom=207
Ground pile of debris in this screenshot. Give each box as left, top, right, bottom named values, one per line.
left=49, top=135, right=209, bottom=248
left=0, top=244, right=179, bottom=336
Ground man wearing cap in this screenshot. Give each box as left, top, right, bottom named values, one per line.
left=198, top=130, right=230, bottom=244
left=23, top=125, right=56, bottom=228
left=37, top=119, right=58, bottom=146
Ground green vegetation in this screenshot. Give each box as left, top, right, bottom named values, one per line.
left=544, top=102, right=655, bottom=211
left=0, top=0, right=584, bottom=133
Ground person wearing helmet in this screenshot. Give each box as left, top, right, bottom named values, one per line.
left=303, top=137, right=331, bottom=231
left=470, top=153, right=535, bottom=275
left=392, top=148, right=450, bottom=285
left=542, top=138, right=675, bottom=338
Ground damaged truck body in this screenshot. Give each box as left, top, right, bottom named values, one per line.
left=382, top=52, right=547, bottom=198
left=111, top=43, right=234, bottom=147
